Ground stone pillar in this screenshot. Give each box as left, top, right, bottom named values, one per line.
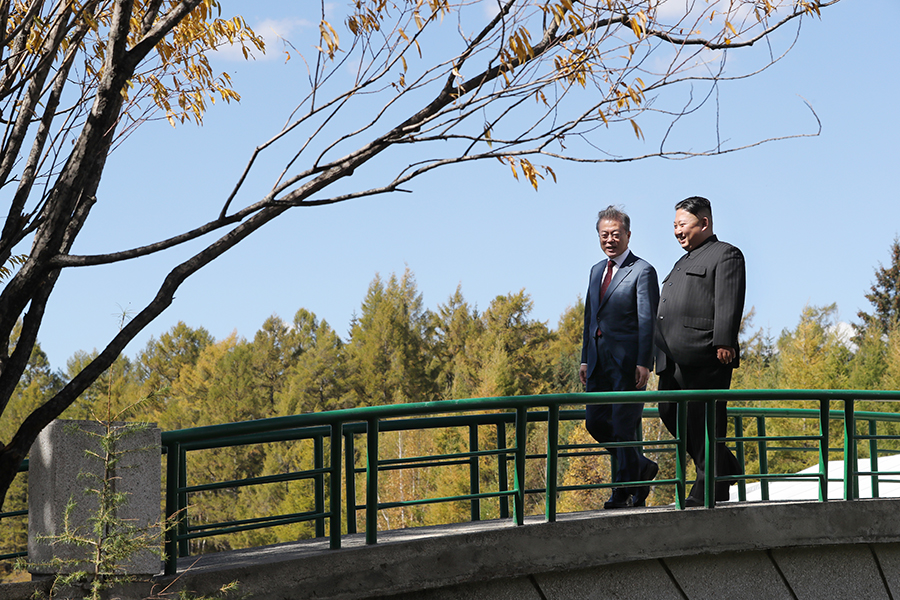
left=28, top=419, right=162, bottom=576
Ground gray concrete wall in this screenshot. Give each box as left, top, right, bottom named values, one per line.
left=26, top=419, right=161, bottom=577
left=5, top=498, right=900, bottom=599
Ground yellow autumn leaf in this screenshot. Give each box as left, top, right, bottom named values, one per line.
left=630, top=119, right=644, bottom=140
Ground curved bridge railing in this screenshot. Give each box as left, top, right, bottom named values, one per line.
left=155, top=389, right=900, bottom=575
left=4, top=390, right=900, bottom=570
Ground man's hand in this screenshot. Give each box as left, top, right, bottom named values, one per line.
left=579, top=364, right=587, bottom=386
left=635, top=365, right=650, bottom=389
left=716, top=346, right=736, bottom=364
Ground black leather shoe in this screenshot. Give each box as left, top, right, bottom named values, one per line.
left=604, top=489, right=634, bottom=509
left=633, top=460, right=659, bottom=507
left=684, top=495, right=704, bottom=508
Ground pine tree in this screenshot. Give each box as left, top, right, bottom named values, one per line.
left=277, top=310, right=350, bottom=415
left=345, top=270, right=436, bottom=406
left=857, top=237, right=900, bottom=336
left=430, top=286, right=481, bottom=400
left=134, top=322, right=214, bottom=423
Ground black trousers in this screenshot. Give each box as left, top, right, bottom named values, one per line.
left=657, top=363, right=740, bottom=500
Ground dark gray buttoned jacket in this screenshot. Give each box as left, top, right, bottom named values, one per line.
left=655, top=235, right=746, bottom=371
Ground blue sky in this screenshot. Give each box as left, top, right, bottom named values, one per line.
left=35, top=0, right=900, bottom=370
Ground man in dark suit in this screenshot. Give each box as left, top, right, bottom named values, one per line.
left=580, top=205, right=660, bottom=509
left=655, top=196, right=746, bottom=507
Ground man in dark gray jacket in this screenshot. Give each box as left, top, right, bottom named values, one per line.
left=655, top=196, right=746, bottom=507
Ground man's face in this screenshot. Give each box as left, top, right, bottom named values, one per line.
left=597, top=218, right=630, bottom=259
left=673, top=209, right=710, bottom=251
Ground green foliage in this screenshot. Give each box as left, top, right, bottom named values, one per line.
left=857, top=237, right=900, bottom=337
left=345, top=270, right=437, bottom=406
left=777, top=304, right=850, bottom=390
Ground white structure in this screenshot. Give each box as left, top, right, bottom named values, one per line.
left=733, top=454, right=900, bottom=502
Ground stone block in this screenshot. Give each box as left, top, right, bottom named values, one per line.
left=27, top=419, right=162, bottom=576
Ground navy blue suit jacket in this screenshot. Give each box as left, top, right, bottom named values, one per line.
left=581, top=251, right=660, bottom=387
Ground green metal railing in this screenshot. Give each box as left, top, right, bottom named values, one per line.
left=158, top=389, right=900, bottom=575
left=4, top=390, right=900, bottom=569
left=0, top=459, right=28, bottom=562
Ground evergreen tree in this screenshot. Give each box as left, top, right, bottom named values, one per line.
left=848, top=326, right=888, bottom=390
left=882, top=328, right=900, bottom=392
left=134, top=322, right=214, bottom=422
left=469, top=290, right=551, bottom=398
left=277, top=310, right=351, bottom=415
left=544, top=300, right=585, bottom=394
left=857, top=237, right=900, bottom=337
left=345, top=270, right=436, bottom=406
left=777, top=304, right=850, bottom=391
left=62, top=352, right=136, bottom=421
left=250, top=315, right=302, bottom=411
left=731, top=307, right=779, bottom=390
left=430, top=286, right=481, bottom=400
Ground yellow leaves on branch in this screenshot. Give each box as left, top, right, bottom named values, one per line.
left=0, top=255, right=27, bottom=282
left=553, top=51, right=591, bottom=88
left=613, top=78, right=645, bottom=112
left=629, top=119, right=644, bottom=141
left=497, top=27, right=534, bottom=85
left=543, top=0, right=585, bottom=32
left=629, top=10, right=648, bottom=40
left=16, top=0, right=262, bottom=126
left=498, top=157, right=557, bottom=192
left=147, top=2, right=264, bottom=126
left=317, top=20, right=340, bottom=59
left=799, top=1, right=823, bottom=18
left=28, top=0, right=267, bottom=127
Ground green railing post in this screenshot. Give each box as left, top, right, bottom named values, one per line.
left=869, top=419, right=880, bottom=498
left=675, top=399, right=687, bottom=509
left=366, top=417, right=379, bottom=545
left=330, top=422, right=343, bottom=549
left=177, top=445, right=189, bottom=558
left=844, top=399, right=856, bottom=500
left=545, top=403, right=560, bottom=523
left=757, top=416, right=770, bottom=501
left=314, top=434, right=325, bottom=538
left=497, top=422, right=510, bottom=519
left=344, top=430, right=357, bottom=534
left=164, top=441, right=181, bottom=576
left=818, top=399, right=829, bottom=502
left=734, top=416, right=746, bottom=501
left=469, top=424, right=481, bottom=522
left=514, top=406, right=527, bottom=526
left=704, top=398, right=716, bottom=508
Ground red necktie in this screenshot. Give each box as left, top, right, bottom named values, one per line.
left=600, top=259, right=615, bottom=300
left=596, top=260, right=614, bottom=337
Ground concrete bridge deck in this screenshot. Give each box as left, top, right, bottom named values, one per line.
left=5, top=499, right=900, bottom=599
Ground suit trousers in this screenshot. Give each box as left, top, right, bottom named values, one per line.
left=657, top=363, right=741, bottom=501
left=585, top=338, right=645, bottom=491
